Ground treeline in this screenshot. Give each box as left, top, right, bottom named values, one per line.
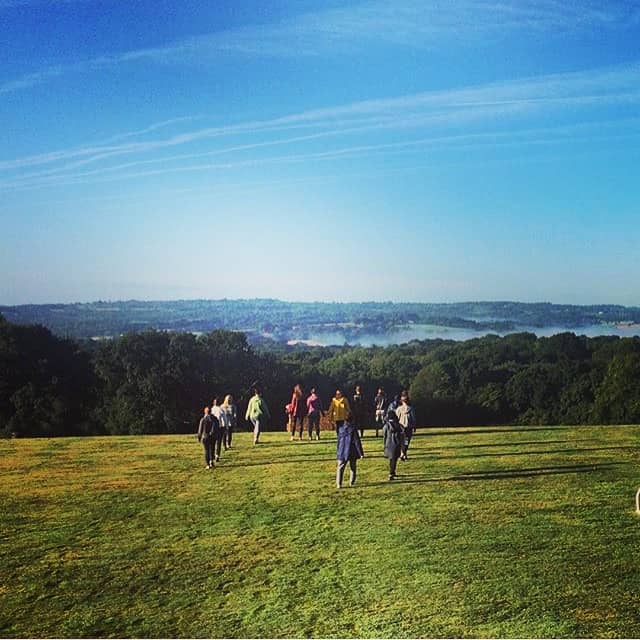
left=2, top=313, right=640, bottom=437
left=3, top=298, right=640, bottom=340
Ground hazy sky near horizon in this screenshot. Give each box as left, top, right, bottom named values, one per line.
left=1, top=0, right=639, bottom=305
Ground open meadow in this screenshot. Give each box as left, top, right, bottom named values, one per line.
left=1, top=425, right=639, bottom=638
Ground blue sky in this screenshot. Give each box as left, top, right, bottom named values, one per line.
left=1, top=0, right=639, bottom=305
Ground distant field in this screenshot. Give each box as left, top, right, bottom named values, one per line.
left=1, top=425, right=639, bottom=638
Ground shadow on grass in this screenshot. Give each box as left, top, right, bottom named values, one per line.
left=364, top=461, right=628, bottom=486
left=220, top=442, right=638, bottom=468
left=404, top=444, right=639, bottom=460
left=225, top=454, right=339, bottom=468
left=223, top=451, right=389, bottom=467
left=414, top=437, right=598, bottom=449
left=412, top=425, right=574, bottom=438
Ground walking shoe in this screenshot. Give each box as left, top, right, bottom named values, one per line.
left=215, top=456, right=220, bottom=462
left=389, top=474, right=395, bottom=481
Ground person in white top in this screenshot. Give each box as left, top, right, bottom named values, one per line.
left=220, top=394, right=237, bottom=450
left=395, top=390, right=416, bottom=461
left=210, top=397, right=225, bottom=462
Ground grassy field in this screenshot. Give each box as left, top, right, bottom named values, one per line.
left=1, top=424, right=639, bottom=638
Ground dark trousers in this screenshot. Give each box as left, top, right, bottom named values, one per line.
left=224, top=425, right=233, bottom=449
left=291, top=414, right=305, bottom=437
left=336, top=458, right=357, bottom=487
left=307, top=412, right=320, bottom=438
left=202, top=438, right=213, bottom=466
left=212, top=428, right=223, bottom=459
left=389, top=456, right=399, bottom=477
left=401, top=432, right=412, bottom=458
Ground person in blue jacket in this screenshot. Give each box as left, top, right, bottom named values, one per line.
left=335, top=416, right=364, bottom=488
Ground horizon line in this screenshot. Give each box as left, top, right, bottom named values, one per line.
left=1, top=297, right=638, bottom=310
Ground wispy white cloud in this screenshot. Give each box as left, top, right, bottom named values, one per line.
left=4, top=60, right=640, bottom=173
left=2, top=62, right=639, bottom=192
left=2, top=0, right=639, bottom=95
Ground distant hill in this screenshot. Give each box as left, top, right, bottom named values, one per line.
left=2, top=299, right=640, bottom=344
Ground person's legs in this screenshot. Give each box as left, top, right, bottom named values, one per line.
left=203, top=439, right=212, bottom=467
left=389, top=455, right=398, bottom=479
left=226, top=425, right=233, bottom=449
left=336, top=460, right=347, bottom=488
left=251, top=417, right=261, bottom=444
left=214, top=429, right=223, bottom=461
left=401, top=433, right=411, bottom=460
left=348, top=458, right=357, bottom=486
left=308, top=412, right=319, bottom=439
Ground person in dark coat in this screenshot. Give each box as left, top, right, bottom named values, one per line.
left=383, top=407, right=403, bottom=480
left=374, top=387, right=388, bottom=437
left=335, top=418, right=364, bottom=488
left=197, top=406, right=214, bottom=469
left=352, top=384, right=367, bottom=438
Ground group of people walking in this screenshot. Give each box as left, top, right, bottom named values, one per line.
left=197, top=388, right=271, bottom=468
left=322, top=386, right=417, bottom=486
left=197, top=384, right=416, bottom=485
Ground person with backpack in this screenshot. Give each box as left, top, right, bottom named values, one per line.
left=383, top=407, right=403, bottom=481
left=396, top=390, right=416, bottom=461
left=197, top=406, right=214, bottom=469
left=335, top=417, right=364, bottom=488
left=245, top=387, right=271, bottom=445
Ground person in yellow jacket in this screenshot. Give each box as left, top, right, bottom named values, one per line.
left=327, top=388, right=352, bottom=434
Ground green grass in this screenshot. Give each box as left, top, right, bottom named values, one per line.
left=1, top=425, right=640, bottom=638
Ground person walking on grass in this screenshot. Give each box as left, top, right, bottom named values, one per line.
left=335, top=417, right=364, bottom=488
left=210, top=397, right=224, bottom=462
left=396, top=391, right=416, bottom=461
left=352, top=384, right=367, bottom=438
left=374, top=387, right=388, bottom=437
left=306, top=387, right=324, bottom=440
left=327, top=388, right=351, bottom=435
left=221, top=394, right=237, bottom=450
left=383, top=407, right=403, bottom=481
left=197, top=406, right=214, bottom=469
left=289, top=383, right=306, bottom=441
left=245, top=387, right=270, bottom=445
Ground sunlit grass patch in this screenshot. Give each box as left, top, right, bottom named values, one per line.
left=1, top=425, right=639, bottom=637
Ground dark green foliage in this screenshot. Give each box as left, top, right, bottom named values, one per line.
left=2, top=311, right=640, bottom=436
left=0, top=318, right=97, bottom=437
left=94, top=330, right=264, bottom=435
